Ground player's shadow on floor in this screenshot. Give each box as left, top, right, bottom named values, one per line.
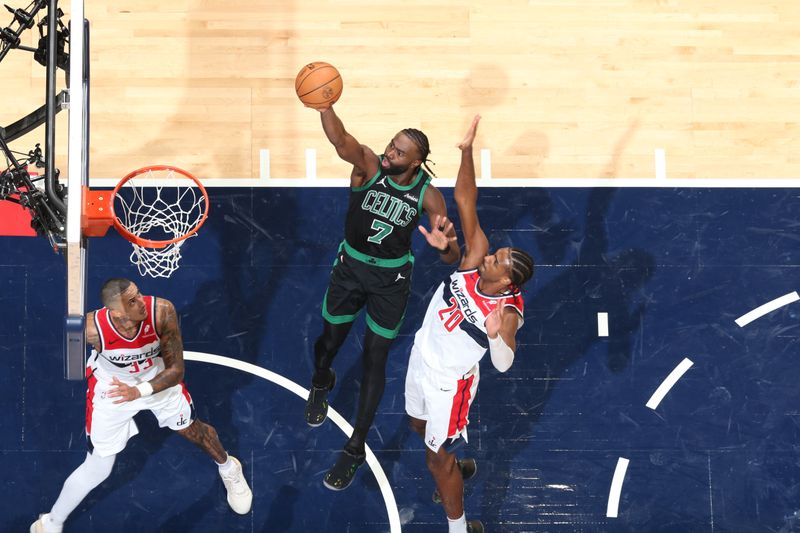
left=153, top=481, right=222, bottom=532
left=477, top=188, right=655, bottom=525
left=259, top=485, right=302, bottom=532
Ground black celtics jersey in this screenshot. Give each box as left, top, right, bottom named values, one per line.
left=344, top=163, right=431, bottom=264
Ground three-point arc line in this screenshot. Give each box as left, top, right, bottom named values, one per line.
left=606, top=358, right=695, bottom=518
left=735, top=291, right=799, bottom=327
left=607, top=291, right=800, bottom=519
left=183, top=351, right=401, bottom=533
left=607, top=457, right=630, bottom=518
left=646, top=358, right=695, bottom=410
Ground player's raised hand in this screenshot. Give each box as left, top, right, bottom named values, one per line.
left=485, top=297, right=509, bottom=339
left=457, top=114, right=481, bottom=151
left=418, top=214, right=456, bottom=251
left=307, top=103, right=332, bottom=112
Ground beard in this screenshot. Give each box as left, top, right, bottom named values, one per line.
left=382, top=158, right=411, bottom=175
left=384, top=163, right=410, bottom=175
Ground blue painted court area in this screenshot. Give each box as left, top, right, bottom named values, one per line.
left=3, top=186, right=800, bottom=532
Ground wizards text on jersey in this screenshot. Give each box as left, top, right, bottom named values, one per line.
left=448, top=277, right=481, bottom=325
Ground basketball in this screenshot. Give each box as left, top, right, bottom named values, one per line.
left=295, top=62, right=343, bottom=108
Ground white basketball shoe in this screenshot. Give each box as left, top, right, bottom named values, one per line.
left=219, top=456, right=253, bottom=514
left=30, top=514, right=62, bottom=533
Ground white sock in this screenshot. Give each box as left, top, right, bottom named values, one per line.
left=447, top=513, right=467, bottom=533
left=216, top=453, right=234, bottom=474
left=49, top=452, right=115, bottom=527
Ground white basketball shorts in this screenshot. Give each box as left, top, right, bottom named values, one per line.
left=85, top=373, right=195, bottom=457
left=404, top=343, right=479, bottom=453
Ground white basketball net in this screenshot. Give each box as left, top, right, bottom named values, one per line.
left=114, top=169, right=208, bottom=278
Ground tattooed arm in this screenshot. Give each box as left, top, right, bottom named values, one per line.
left=146, top=298, right=185, bottom=393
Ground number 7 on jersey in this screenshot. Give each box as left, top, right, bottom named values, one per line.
left=367, top=219, right=394, bottom=244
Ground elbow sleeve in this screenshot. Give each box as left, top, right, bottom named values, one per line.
left=488, top=334, right=514, bottom=372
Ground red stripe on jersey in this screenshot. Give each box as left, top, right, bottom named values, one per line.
left=504, top=292, right=525, bottom=317
left=179, top=382, right=192, bottom=405
left=85, top=372, right=98, bottom=435
left=447, top=374, right=475, bottom=437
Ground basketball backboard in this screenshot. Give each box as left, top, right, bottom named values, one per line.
left=65, top=0, right=88, bottom=380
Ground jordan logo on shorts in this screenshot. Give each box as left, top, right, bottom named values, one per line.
left=395, top=273, right=405, bottom=282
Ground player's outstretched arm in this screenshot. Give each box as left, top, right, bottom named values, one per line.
left=453, top=115, right=489, bottom=270
left=318, top=106, right=379, bottom=186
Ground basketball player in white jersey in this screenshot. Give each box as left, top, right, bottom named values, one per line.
left=407, top=116, right=534, bottom=533
left=31, top=278, right=252, bottom=532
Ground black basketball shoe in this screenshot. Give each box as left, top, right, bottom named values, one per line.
left=466, top=519, right=484, bottom=533
left=323, top=448, right=366, bottom=491
left=305, top=369, right=336, bottom=427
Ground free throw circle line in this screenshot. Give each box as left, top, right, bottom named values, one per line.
left=184, top=351, right=401, bottom=532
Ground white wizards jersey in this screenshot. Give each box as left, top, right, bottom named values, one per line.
left=87, top=295, right=164, bottom=384
left=414, top=269, right=524, bottom=377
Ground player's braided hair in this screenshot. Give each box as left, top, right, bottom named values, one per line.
left=401, top=127, right=437, bottom=177
left=101, top=277, right=132, bottom=308
left=508, top=248, right=534, bottom=290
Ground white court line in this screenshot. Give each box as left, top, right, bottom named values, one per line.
left=606, top=457, right=630, bottom=518
left=655, top=148, right=666, bottom=180
left=597, top=312, right=609, bottom=337
left=183, top=351, right=401, bottom=532
left=305, top=148, right=317, bottom=179
left=735, top=291, right=800, bottom=327
left=646, top=358, right=694, bottom=410
left=89, top=177, right=800, bottom=188
left=480, top=149, right=492, bottom=180
left=259, top=149, right=271, bottom=179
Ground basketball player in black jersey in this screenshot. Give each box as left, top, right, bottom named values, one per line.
left=303, top=102, right=459, bottom=490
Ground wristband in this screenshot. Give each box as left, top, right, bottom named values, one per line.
left=135, top=381, right=154, bottom=398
